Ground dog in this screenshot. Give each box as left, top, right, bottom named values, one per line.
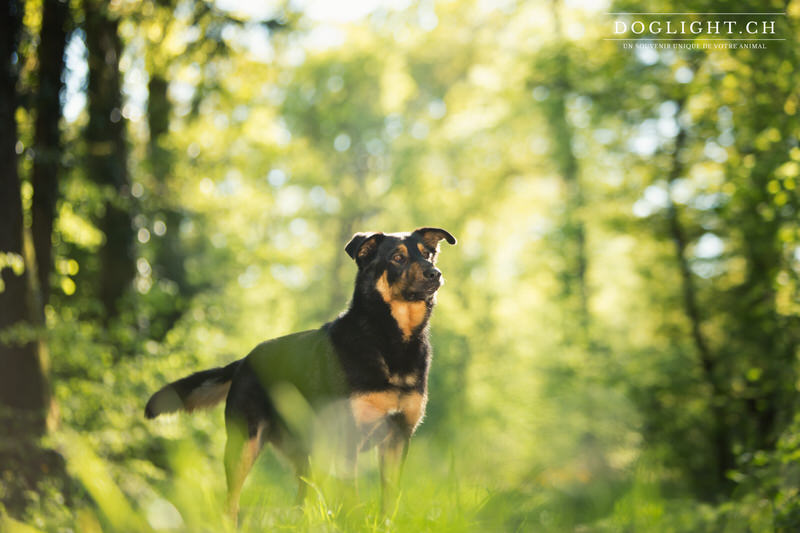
left=145, top=227, right=456, bottom=519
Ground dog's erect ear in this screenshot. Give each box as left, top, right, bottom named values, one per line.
left=345, top=232, right=385, bottom=265
left=413, top=227, right=457, bottom=251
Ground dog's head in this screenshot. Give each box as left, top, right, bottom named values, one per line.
left=345, top=227, right=456, bottom=302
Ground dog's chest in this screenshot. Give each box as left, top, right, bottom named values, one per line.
left=349, top=389, right=427, bottom=430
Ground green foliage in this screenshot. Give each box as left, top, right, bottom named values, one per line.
left=3, top=0, right=800, bottom=531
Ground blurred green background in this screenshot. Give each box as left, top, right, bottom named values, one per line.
left=1, top=0, right=799, bottom=531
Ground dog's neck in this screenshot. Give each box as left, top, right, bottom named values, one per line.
left=349, top=285, right=434, bottom=344
left=379, top=294, right=433, bottom=342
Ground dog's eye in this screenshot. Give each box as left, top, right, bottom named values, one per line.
left=392, top=253, right=406, bottom=263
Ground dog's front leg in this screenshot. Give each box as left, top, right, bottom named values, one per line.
left=378, top=414, right=411, bottom=514
left=345, top=424, right=360, bottom=497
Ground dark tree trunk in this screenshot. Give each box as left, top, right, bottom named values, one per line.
left=0, top=0, right=48, bottom=444
left=32, top=0, right=71, bottom=311
left=147, top=75, right=170, bottom=145
left=548, top=0, right=590, bottom=344
left=84, top=0, right=135, bottom=320
left=664, top=124, right=732, bottom=495
left=146, top=73, right=191, bottom=336
left=148, top=75, right=187, bottom=290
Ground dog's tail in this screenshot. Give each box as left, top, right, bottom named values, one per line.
left=145, top=360, right=242, bottom=419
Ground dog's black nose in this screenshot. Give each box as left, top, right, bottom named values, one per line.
left=424, top=267, right=441, bottom=281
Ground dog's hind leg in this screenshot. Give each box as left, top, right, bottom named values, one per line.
left=224, top=416, right=265, bottom=524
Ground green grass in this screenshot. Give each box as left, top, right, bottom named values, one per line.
left=38, top=428, right=518, bottom=532
left=5, top=421, right=780, bottom=532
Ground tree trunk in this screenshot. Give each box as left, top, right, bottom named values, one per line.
left=32, top=0, right=70, bottom=311
left=664, top=107, right=732, bottom=495
left=148, top=74, right=188, bottom=292
left=146, top=73, right=191, bottom=336
left=0, top=0, right=48, bottom=447
left=84, top=0, right=135, bottom=320
left=548, top=0, right=590, bottom=344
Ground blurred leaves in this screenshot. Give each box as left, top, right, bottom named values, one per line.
left=3, top=0, right=800, bottom=531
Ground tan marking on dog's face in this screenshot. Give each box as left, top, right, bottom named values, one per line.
left=375, top=272, right=429, bottom=340
left=375, top=271, right=395, bottom=303
left=350, top=391, right=427, bottom=432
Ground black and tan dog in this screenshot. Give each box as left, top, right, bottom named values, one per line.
left=145, top=227, right=456, bottom=519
